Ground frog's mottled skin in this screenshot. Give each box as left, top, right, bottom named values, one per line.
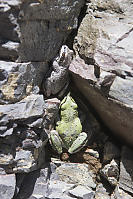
left=50, top=94, right=88, bottom=154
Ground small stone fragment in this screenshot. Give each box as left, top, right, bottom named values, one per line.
left=85, top=148, right=99, bottom=159
left=101, top=159, right=119, bottom=186
left=69, top=185, right=94, bottom=199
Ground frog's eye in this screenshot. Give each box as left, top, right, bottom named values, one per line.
left=72, top=103, right=78, bottom=109
left=61, top=103, right=66, bottom=110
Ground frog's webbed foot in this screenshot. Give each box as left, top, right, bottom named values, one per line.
left=49, top=130, right=63, bottom=154
left=68, top=132, right=88, bottom=154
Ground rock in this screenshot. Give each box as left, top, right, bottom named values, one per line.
left=119, top=146, right=133, bottom=194
left=69, top=185, right=94, bottom=199
left=14, top=169, right=48, bottom=199
left=13, top=163, right=78, bottom=199
left=85, top=148, right=99, bottom=159
left=46, top=180, right=75, bottom=199
left=18, top=0, right=85, bottom=62
left=101, top=159, right=119, bottom=186
left=43, top=98, right=60, bottom=134
left=0, top=61, right=48, bottom=104
left=103, top=141, right=121, bottom=163
left=54, top=161, right=96, bottom=189
left=69, top=0, right=133, bottom=146
left=95, top=183, right=111, bottom=199
left=83, top=152, right=101, bottom=174
left=0, top=94, right=48, bottom=173
left=0, top=174, right=16, bottom=199
left=112, top=185, right=133, bottom=199
left=0, top=41, right=19, bottom=61
left=0, top=1, right=20, bottom=43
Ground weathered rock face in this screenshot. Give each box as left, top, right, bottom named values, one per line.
left=18, top=0, right=85, bottom=62
left=69, top=0, right=133, bottom=146
left=0, top=61, right=48, bottom=103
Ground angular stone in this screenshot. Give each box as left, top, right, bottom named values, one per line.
left=101, top=159, right=119, bottom=186
left=112, top=185, right=133, bottom=199
left=43, top=98, right=60, bottom=134
left=0, top=41, right=19, bottom=61
left=0, top=174, right=16, bottom=199
left=0, top=61, right=48, bottom=104
left=46, top=180, right=75, bottom=199
left=109, top=77, right=133, bottom=106
left=14, top=169, right=48, bottom=199
left=95, top=183, right=111, bottom=199
left=0, top=94, right=45, bottom=123
left=119, top=146, right=133, bottom=194
left=69, top=185, right=94, bottom=199
left=0, top=1, right=20, bottom=42
left=55, top=162, right=96, bottom=189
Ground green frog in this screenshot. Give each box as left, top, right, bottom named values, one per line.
left=49, top=93, right=88, bottom=154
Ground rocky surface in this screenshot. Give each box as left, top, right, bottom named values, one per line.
left=0, top=94, right=49, bottom=173
left=69, top=0, right=133, bottom=146
left=0, top=0, right=133, bottom=199
left=0, top=174, right=16, bottom=199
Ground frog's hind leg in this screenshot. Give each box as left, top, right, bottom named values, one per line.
left=49, top=130, right=63, bottom=154
left=68, top=132, right=88, bottom=154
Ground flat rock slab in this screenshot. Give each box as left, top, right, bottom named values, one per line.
left=55, top=162, right=96, bottom=189
left=69, top=185, right=94, bottom=198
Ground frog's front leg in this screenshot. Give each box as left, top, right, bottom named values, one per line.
left=68, top=132, right=88, bottom=154
left=49, top=130, right=63, bottom=154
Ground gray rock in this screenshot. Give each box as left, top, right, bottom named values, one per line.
left=0, top=1, right=20, bottom=42
left=112, top=185, right=133, bottom=199
left=14, top=169, right=48, bottom=199
left=101, top=159, right=119, bottom=186
left=69, top=0, right=133, bottom=146
left=95, top=183, right=111, bottom=199
left=0, top=94, right=48, bottom=173
left=18, top=0, right=85, bottom=62
left=43, top=98, right=60, bottom=134
left=119, top=146, right=133, bottom=194
left=0, top=41, right=19, bottom=61
left=109, top=77, right=133, bottom=106
left=69, top=185, right=94, bottom=199
left=0, top=174, right=16, bottom=199
left=46, top=180, right=75, bottom=199
left=0, top=61, right=48, bottom=104
left=14, top=164, right=76, bottom=199
left=55, top=161, right=96, bottom=189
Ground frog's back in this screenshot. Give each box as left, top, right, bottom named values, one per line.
left=56, top=117, right=82, bottom=148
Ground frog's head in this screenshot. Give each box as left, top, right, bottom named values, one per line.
left=60, top=93, right=78, bottom=121
left=61, top=93, right=77, bottom=109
